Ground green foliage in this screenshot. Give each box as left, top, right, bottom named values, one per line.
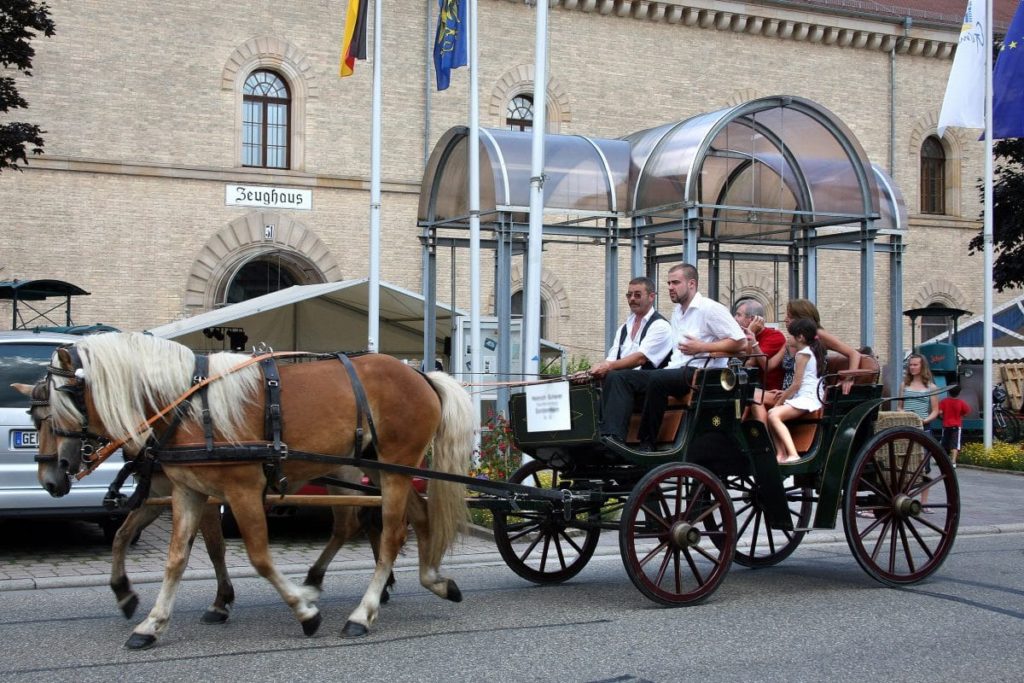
left=0, top=0, right=55, bottom=172
left=540, top=354, right=592, bottom=377
left=960, top=440, right=1024, bottom=471
left=972, top=139, right=1024, bottom=291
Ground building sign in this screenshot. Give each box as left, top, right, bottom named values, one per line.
left=225, top=184, right=311, bottom=211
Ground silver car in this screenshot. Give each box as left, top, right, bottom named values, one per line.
left=0, top=330, right=132, bottom=540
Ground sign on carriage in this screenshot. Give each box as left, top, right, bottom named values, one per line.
left=524, top=381, right=571, bottom=432
left=225, top=184, right=312, bottom=211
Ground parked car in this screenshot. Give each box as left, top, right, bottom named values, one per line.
left=0, top=330, right=132, bottom=541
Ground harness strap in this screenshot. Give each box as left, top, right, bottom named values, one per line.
left=193, top=355, right=215, bottom=452
left=335, top=353, right=379, bottom=457
left=260, top=356, right=284, bottom=453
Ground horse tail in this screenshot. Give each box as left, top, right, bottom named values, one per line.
left=423, top=371, right=474, bottom=568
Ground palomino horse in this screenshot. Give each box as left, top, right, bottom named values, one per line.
left=18, top=378, right=394, bottom=625
left=41, top=332, right=473, bottom=649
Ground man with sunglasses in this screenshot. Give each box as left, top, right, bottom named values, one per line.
left=587, top=276, right=672, bottom=380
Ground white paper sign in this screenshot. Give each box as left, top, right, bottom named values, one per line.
left=525, top=381, right=571, bottom=432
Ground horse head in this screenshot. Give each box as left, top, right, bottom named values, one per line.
left=39, top=345, right=113, bottom=496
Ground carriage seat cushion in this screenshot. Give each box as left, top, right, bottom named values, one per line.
left=824, top=352, right=880, bottom=386
left=787, top=407, right=824, bottom=454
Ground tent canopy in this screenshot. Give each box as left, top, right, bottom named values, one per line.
left=147, top=279, right=462, bottom=357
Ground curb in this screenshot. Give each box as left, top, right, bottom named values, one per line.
left=3, top=522, right=1021, bottom=593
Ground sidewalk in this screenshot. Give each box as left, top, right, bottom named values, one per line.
left=0, top=466, right=1020, bottom=592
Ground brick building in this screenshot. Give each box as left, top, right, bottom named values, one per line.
left=0, top=0, right=1016, bottom=367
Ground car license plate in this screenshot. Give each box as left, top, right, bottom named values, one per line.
left=12, top=429, right=38, bottom=449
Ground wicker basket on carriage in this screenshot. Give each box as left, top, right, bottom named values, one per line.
left=874, top=410, right=925, bottom=471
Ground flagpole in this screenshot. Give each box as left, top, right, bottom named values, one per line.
left=468, top=0, right=482, bottom=434
left=368, top=0, right=383, bottom=352
left=983, top=0, right=994, bottom=447
left=525, top=0, right=548, bottom=379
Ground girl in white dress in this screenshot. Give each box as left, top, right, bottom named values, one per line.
left=768, top=317, right=826, bottom=463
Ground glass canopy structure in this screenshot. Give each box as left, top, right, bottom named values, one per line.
left=418, top=96, right=908, bottom=397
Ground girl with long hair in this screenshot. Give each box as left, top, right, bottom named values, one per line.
left=768, top=318, right=827, bottom=463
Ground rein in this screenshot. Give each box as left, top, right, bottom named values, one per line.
left=72, top=350, right=320, bottom=480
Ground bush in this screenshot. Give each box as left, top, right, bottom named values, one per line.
left=960, top=440, right=1024, bottom=471
left=471, top=412, right=522, bottom=482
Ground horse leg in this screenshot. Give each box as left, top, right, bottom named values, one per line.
left=341, top=472, right=411, bottom=638
left=197, top=502, right=235, bottom=624
left=406, top=490, right=462, bottom=603
left=303, top=503, right=363, bottom=593
left=229, top=488, right=322, bottom=637
left=125, top=486, right=207, bottom=650
left=110, top=503, right=163, bottom=619
left=359, top=506, right=396, bottom=603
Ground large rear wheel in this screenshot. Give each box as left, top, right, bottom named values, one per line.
left=619, top=463, right=735, bottom=605
left=843, top=427, right=959, bottom=585
left=492, top=460, right=601, bottom=584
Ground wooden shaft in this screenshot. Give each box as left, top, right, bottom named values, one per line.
left=144, top=494, right=383, bottom=507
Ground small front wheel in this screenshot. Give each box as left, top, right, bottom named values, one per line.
left=843, top=427, right=959, bottom=586
left=993, top=409, right=1020, bottom=444
left=619, top=463, right=735, bottom=605
left=492, top=460, right=601, bottom=584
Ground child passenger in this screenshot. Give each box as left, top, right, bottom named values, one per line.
left=768, top=318, right=826, bottom=464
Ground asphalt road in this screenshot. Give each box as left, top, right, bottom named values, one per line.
left=0, top=531, right=1021, bottom=683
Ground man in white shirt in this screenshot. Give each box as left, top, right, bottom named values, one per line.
left=588, top=276, right=673, bottom=380
left=601, top=263, right=746, bottom=451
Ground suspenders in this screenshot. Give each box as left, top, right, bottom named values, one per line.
left=615, top=311, right=669, bottom=369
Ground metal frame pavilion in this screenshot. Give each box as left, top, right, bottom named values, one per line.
left=417, top=96, right=909, bottom=410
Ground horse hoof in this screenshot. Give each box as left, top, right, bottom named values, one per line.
left=200, top=608, right=230, bottom=625
left=124, top=633, right=157, bottom=651
left=341, top=620, right=369, bottom=638
left=380, top=588, right=390, bottom=605
left=120, top=594, right=140, bottom=619
left=445, top=580, right=463, bottom=603
left=301, top=612, right=322, bottom=637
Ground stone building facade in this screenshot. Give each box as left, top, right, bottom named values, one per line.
left=0, top=0, right=1014, bottom=367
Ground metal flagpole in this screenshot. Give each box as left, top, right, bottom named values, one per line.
left=469, top=0, right=482, bottom=435
left=524, top=0, right=548, bottom=379
left=983, top=0, right=994, bottom=447
left=368, top=0, right=383, bottom=352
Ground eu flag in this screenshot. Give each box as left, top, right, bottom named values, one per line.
left=434, top=0, right=468, bottom=91
left=993, top=2, right=1024, bottom=139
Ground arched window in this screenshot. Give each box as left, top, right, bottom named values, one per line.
left=225, top=255, right=301, bottom=304
left=511, top=290, right=548, bottom=339
left=243, top=70, right=290, bottom=169
left=506, top=94, right=534, bottom=132
left=920, top=136, right=946, bottom=215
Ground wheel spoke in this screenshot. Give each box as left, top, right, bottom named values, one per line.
left=683, top=481, right=706, bottom=520
left=538, top=534, right=552, bottom=572
left=682, top=546, right=706, bottom=586
left=896, top=521, right=916, bottom=574
left=638, top=540, right=670, bottom=569
left=904, top=518, right=938, bottom=560
left=691, top=499, right=721, bottom=525
left=555, top=527, right=586, bottom=555
left=867, top=517, right=893, bottom=562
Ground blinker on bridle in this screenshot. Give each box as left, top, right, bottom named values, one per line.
left=41, top=354, right=110, bottom=467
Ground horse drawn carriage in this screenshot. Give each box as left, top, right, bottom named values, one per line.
left=28, top=332, right=958, bottom=649
left=495, top=353, right=960, bottom=605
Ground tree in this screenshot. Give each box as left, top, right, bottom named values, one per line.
left=971, top=138, right=1024, bottom=292
left=0, top=0, right=55, bottom=173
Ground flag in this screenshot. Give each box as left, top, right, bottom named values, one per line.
left=339, top=0, right=368, bottom=78
left=433, top=0, right=468, bottom=91
left=938, top=0, right=987, bottom=136
left=993, top=1, right=1024, bottom=139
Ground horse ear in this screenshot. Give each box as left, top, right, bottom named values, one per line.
left=11, top=383, right=33, bottom=397
left=57, top=347, right=74, bottom=370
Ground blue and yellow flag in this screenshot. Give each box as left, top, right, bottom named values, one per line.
left=993, top=2, right=1024, bottom=139
left=433, top=0, right=468, bottom=91
left=340, top=0, right=368, bottom=78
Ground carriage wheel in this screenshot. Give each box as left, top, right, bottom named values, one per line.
left=993, top=410, right=1020, bottom=444
left=706, top=475, right=813, bottom=568
left=492, top=460, right=601, bottom=584
left=619, top=463, right=735, bottom=606
left=843, top=427, right=959, bottom=586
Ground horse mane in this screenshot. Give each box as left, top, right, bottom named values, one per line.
left=49, top=332, right=262, bottom=449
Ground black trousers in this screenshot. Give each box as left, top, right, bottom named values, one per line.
left=600, top=367, right=695, bottom=442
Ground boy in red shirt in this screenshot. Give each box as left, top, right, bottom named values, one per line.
left=938, top=385, right=971, bottom=468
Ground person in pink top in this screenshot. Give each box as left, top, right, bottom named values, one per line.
left=938, top=385, right=971, bottom=468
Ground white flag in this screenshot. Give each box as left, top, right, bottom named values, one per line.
left=937, top=0, right=987, bottom=137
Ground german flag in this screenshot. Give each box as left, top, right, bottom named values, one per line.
left=339, top=0, right=368, bottom=77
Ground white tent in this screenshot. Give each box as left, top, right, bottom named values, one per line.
left=146, top=279, right=462, bottom=361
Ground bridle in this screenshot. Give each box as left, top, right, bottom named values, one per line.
left=37, top=354, right=110, bottom=469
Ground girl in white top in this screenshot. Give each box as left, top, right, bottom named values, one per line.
left=768, top=317, right=826, bottom=463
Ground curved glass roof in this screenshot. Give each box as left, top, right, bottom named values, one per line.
left=417, top=127, right=630, bottom=224
left=418, top=96, right=905, bottom=238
